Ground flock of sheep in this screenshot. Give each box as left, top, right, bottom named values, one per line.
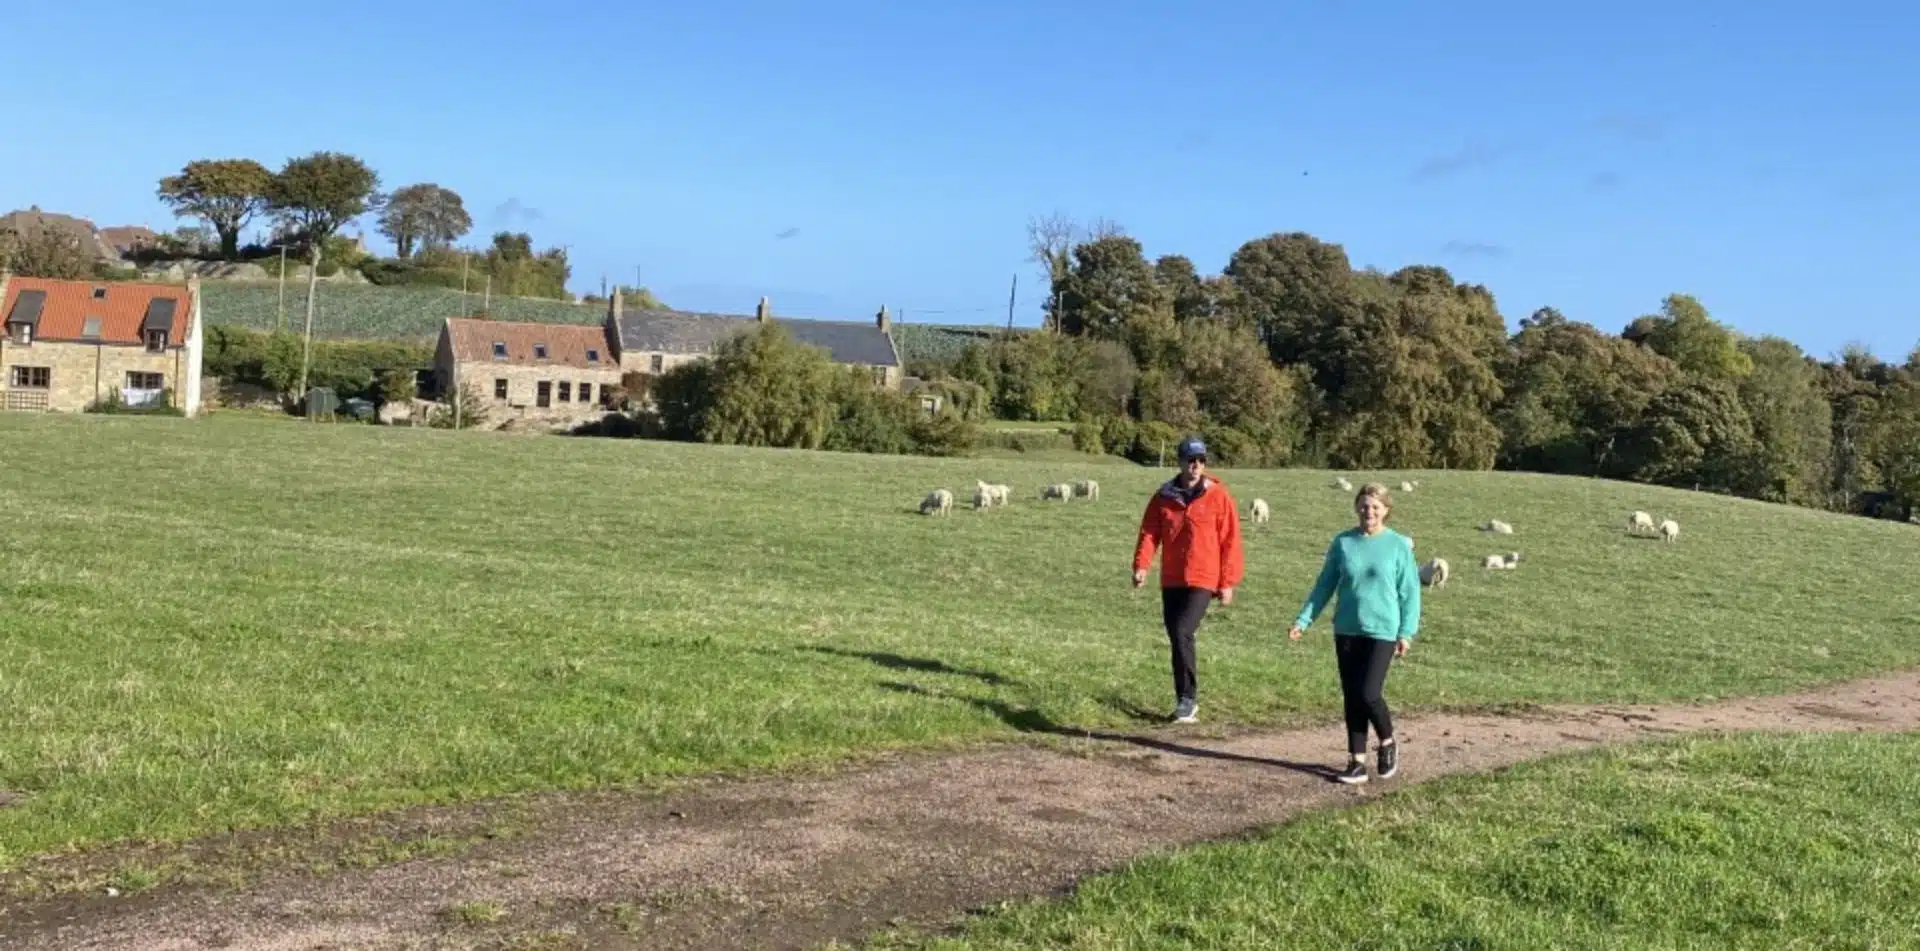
left=918, top=479, right=1101, bottom=515
left=918, top=472, right=1683, bottom=593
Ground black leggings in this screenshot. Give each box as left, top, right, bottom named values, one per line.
left=1334, top=635, right=1396, bottom=755
left=1161, top=587, right=1212, bottom=701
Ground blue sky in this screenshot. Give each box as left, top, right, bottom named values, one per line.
left=4, top=1, right=1914, bottom=358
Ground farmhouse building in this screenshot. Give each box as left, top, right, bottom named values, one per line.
left=434, top=317, right=623, bottom=421
left=0, top=272, right=204, bottom=415
left=432, top=293, right=903, bottom=425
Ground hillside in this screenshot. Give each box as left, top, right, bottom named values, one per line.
left=196, top=281, right=1009, bottom=365
left=0, top=412, right=1915, bottom=862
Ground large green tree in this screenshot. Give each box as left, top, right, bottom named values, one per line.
left=700, top=323, right=841, bottom=449
left=378, top=183, right=472, bottom=259
left=157, top=159, right=273, bottom=259
left=1626, top=294, right=1753, bottom=382
left=1055, top=235, right=1164, bottom=342
left=1496, top=308, right=1683, bottom=474
left=1614, top=377, right=1762, bottom=493
left=1223, top=232, right=1360, bottom=373
left=266, top=152, right=382, bottom=251
left=1737, top=336, right=1834, bottom=505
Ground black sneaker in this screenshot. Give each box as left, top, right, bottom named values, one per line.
left=1335, top=760, right=1369, bottom=784
left=1172, top=698, right=1199, bottom=724
left=1377, top=742, right=1398, bottom=779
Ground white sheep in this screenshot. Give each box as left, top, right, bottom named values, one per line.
left=972, top=485, right=993, bottom=510
left=1658, top=518, right=1680, bottom=543
left=1483, top=553, right=1516, bottom=570
left=1628, top=510, right=1655, bottom=536
left=1483, top=519, right=1514, bottom=535
left=1506, top=551, right=1522, bottom=566
left=1042, top=483, right=1073, bottom=502
left=1075, top=479, right=1101, bottom=501
left=1334, top=477, right=1354, bottom=492
left=1400, top=481, right=1416, bottom=493
left=921, top=489, right=954, bottom=516
left=1419, top=557, right=1450, bottom=588
left=1249, top=498, right=1271, bottom=524
left=977, top=480, right=1012, bottom=506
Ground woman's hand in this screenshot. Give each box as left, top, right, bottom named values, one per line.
left=1132, top=569, right=1147, bottom=588
left=1287, top=624, right=1304, bottom=641
left=1218, top=587, right=1235, bottom=606
left=1395, top=638, right=1411, bottom=658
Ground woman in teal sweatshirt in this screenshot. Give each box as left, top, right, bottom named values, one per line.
left=1288, top=482, right=1420, bottom=785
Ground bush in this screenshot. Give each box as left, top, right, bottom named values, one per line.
left=426, top=386, right=489, bottom=429
left=652, top=360, right=716, bottom=441
left=977, top=427, right=1077, bottom=454
left=85, top=388, right=184, bottom=417
left=206, top=325, right=431, bottom=402
left=377, top=368, right=417, bottom=405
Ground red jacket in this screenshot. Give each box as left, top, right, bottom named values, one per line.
left=1133, top=475, right=1245, bottom=592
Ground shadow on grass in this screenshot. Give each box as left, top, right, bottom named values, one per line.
left=878, top=682, right=1341, bottom=782
left=803, top=646, right=1017, bottom=687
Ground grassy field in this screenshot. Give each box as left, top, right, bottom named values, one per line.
left=878, top=732, right=1920, bottom=950
left=197, top=280, right=997, bottom=365
left=1, top=413, right=1917, bottom=866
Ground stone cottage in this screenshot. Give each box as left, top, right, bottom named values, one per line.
left=0, top=272, right=205, bottom=415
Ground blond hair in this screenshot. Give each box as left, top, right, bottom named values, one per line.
left=1354, top=482, right=1393, bottom=519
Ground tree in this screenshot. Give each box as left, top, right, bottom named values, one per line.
left=700, top=323, right=841, bottom=449
left=378, top=184, right=471, bottom=258
left=0, top=225, right=93, bottom=279
left=266, top=151, right=382, bottom=398
left=1614, top=378, right=1762, bottom=493
left=1027, top=212, right=1123, bottom=332
left=1737, top=336, right=1833, bottom=505
left=157, top=159, right=273, bottom=259
left=1223, top=232, right=1361, bottom=372
left=1627, top=294, right=1753, bottom=382
left=1496, top=308, right=1682, bottom=474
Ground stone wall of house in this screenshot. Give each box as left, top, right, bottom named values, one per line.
left=451, top=360, right=623, bottom=420
left=615, top=350, right=903, bottom=390
left=0, top=341, right=185, bottom=412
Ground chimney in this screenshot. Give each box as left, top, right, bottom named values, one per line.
left=756, top=296, right=770, bottom=323
left=876, top=305, right=891, bottom=333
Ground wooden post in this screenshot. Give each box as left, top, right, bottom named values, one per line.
left=297, top=242, right=320, bottom=404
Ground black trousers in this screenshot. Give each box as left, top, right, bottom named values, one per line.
left=1334, top=635, right=1396, bottom=755
left=1161, top=587, right=1212, bottom=701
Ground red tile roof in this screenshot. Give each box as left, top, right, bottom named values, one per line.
left=443, top=317, right=616, bottom=371
left=1, top=276, right=193, bottom=347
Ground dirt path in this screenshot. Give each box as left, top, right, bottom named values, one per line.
left=6, top=669, right=1919, bottom=951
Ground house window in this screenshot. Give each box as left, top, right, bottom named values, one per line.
left=649, top=354, right=663, bottom=373
left=586, top=348, right=600, bottom=363
left=534, top=343, right=548, bottom=360
left=10, top=366, right=50, bottom=389
left=579, top=383, right=593, bottom=403
left=491, top=341, right=507, bottom=360
left=871, top=366, right=889, bottom=386
left=536, top=381, right=551, bottom=407
left=145, top=329, right=168, bottom=352
left=557, top=381, right=572, bottom=402
left=81, top=317, right=103, bottom=338
left=494, top=378, right=508, bottom=400
left=126, top=371, right=164, bottom=391
left=92, top=287, right=108, bottom=300
left=10, top=324, right=30, bottom=346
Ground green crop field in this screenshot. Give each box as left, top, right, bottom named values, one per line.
left=1, top=413, right=1916, bottom=866
left=196, top=281, right=999, bottom=365
left=884, top=732, right=1920, bottom=950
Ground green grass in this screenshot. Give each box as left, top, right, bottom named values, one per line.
left=198, top=281, right=993, bottom=364
left=875, top=732, right=1920, bottom=950
left=0, top=413, right=1916, bottom=866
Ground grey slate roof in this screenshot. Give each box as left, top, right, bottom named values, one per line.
left=6, top=290, right=45, bottom=327
left=614, top=308, right=899, bottom=368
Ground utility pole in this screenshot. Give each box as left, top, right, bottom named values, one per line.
left=460, top=252, right=471, bottom=317
left=276, top=245, right=287, bottom=332
left=297, top=242, right=320, bottom=405
left=1006, top=273, right=1017, bottom=333
left=452, top=358, right=461, bottom=431
left=483, top=271, right=492, bottom=314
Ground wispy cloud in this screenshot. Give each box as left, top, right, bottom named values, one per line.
left=1411, top=143, right=1503, bottom=182
left=1595, top=113, right=1665, bottom=143
left=1588, top=171, right=1622, bottom=192
left=774, top=227, right=801, bottom=240
left=1440, top=240, right=1509, bottom=259
left=492, top=197, right=544, bottom=226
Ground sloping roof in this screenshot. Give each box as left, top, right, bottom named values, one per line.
left=442, top=317, right=616, bottom=371
left=1, top=276, right=192, bottom=345
left=613, top=308, right=900, bottom=367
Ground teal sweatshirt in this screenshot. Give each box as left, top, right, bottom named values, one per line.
left=1293, top=527, right=1421, bottom=642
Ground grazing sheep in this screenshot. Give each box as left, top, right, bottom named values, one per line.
left=1249, top=498, right=1271, bottom=524
left=1042, top=483, right=1073, bottom=502
left=972, top=485, right=993, bottom=510
left=1659, top=518, right=1680, bottom=543
left=1483, top=554, right=1508, bottom=569
left=1334, top=477, right=1354, bottom=492
left=977, top=480, right=1012, bottom=506
left=1075, top=479, right=1101, bottom=501
left=921, top=489, right=954, bottom=516
left=1628, top=510, right=1655, bottom=536
left=1483, top=519, right=1514, bottom=535
left=1419, top=557, right=1450, bottom=588
left=1400, top=481, right=1416, bottom=493
left=1505, top=551, right=1522, bottom=567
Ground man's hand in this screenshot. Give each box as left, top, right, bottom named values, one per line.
left=1218, top=587, right=1235, bottom=606
left=1132, top=569, right=1148, bottom=588
left=1287, top=624, right=1304, bottom=641
left=1395, top=638, right=1411, bottom=658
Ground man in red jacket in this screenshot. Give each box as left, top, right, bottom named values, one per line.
left=1132, top=436, right=1246, bottom=724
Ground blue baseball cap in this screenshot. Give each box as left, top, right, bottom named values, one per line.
left=1176, top=437, right=1208, bottom=462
